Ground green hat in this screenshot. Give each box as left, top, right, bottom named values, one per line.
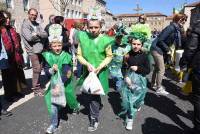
left=129, top=32, right=147, bottom=43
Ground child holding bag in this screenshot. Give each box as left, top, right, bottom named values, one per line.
left=120, top=32, right=150, bottom=130
left=77, top=7, right=114, bottom=131
left=42, top=24, right=80, bottom=134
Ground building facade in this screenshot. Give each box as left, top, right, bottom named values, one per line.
left=0, top=0, right=39, bottom=32
left=117, top=12, right=167, bottom=31
left=104, top=10, right=117, bottom=29
left=183, top=1, right=200, bottom=30
left=82, top=0, right=106, bottom=19
left=40, top=0, right=84, bottom=25
left=64, top=0, right=83, bottom=19
left=0, top=0, right=116, bottom=31
left=146, top=13, right=167, bottom=31
left=164, top=15, right=173, bottom=28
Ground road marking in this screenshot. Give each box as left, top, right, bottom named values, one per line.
left=7, top=93, right=35, bottom=111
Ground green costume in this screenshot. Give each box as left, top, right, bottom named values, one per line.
left=42, top=51, right=79, bottom=114
left=78, top=31, right=114, bottom=94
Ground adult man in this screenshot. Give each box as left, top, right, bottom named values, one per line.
left=44, top=14, right=55, bottom=35
left=44, top=14, right=55, bottom=50
left=138, top=14, right=147, bottom=24
left=21, top=8, right=47, bottom=96
left=180, top=20, right=200, bottom=134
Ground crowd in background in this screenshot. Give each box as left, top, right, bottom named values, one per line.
left=0, top=6, right=199, bottom=134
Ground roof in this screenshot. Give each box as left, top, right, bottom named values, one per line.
left=116, top=13, right=141, bottom=17
left=145, top=12, right=167, bottom=17
left=166, top=15, right=173, bottom=20
left=185, top=1, right=200, bottom=7
left=117, top=12, right=167, bottom=17
left=106, top=10, right=114, bottom=16
left=97, top=0, right=106, bottom=5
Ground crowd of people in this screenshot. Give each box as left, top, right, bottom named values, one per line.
left=0, top=7, right=200, bottom=134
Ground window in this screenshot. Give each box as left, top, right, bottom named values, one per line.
left=68, top=10, right=72, bottom=18
left=6, top=0, right=13, bottom=8
left=75, top=0, right=78, bottom=5
left=72, top=0, right=75, bottom=5
left=66, top=9, right=70, bottom=18
left=75, top=11, right=78, bottom=18
left=79, top=12, right=82, bottom=18
left=23, top=0, right=29, bottom=11
left=78, top=0, right=81, bottom=6
left=71, top=10, right=74, bottom=18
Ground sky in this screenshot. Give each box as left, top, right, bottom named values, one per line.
left=106, top=0, right=198, bottom=15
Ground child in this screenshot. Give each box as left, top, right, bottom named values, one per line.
left=120, top=32, right=150, bottom=130
left=42, top=24, right=80, bottom=134
left=77, top=8, right=114, bottom=131
left=109, top=33, right=131, bottom=91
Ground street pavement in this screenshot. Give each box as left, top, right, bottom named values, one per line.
left=0, top=69, right=194, bottom=134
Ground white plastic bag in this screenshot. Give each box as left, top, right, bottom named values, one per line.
left=51, top=71, right=66, bottom=107
left=80, top=72, right=105, bottom=95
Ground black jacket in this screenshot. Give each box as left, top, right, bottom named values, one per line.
left=125, top=50, right=150, bottom=77
left=156, top=22, right=181, bottom=54
left=180, top=22, right=200, bottom=72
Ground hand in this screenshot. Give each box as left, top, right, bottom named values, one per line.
left=87, top=64, right=95, bottom=72
left=167, top=50, right=171, bottom=55
left=32, top=32, right=37, bottom=36
left=94, top=67, right=101, bottom=74
left=180, top=65, right=187, bottom=71
left=52, top=64, right=58, bottom=72
left=131, top=66, right=138, bottom=71
left=125, top=77, right=132, bottom=87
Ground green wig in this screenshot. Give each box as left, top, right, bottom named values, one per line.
left=129, top=32, right=147, bottom=44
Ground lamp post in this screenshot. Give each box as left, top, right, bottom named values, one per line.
left=133, top=3, right=143, bottom=14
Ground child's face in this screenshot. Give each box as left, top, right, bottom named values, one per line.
left=88, top=20, right=101, bottom=37
left=50, top=42, right=63, bottom=54
left=115, top=36, right=122, bottom=45
left=131, top=39, right=142, bottom=52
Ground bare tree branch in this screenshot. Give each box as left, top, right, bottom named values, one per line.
left=49, top=0, right=71, bottom=16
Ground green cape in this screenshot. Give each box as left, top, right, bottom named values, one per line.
left=42, top=51, right=79, bottom=114
left=77, top=31, right=114, bottom=94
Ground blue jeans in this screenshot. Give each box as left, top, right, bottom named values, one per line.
left=50, top=104, right=59, bottom=128
left=112, top=77, right=123, bottom=92
left=77, top=60, right=82, bottom=78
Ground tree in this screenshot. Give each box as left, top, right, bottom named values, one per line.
left=49, top=0, right=71, bottom=16
left=0, top=2, right=7, bottom=11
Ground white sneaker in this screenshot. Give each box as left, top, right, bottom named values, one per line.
left=126, top=119, right=133, bottom=130
left=156, top=87, right=169, bottom=95
left=151, top=83, right=157, bottom=89
left=46, top=125, right=57, bottom=134
left=137, top=107, right=141, bottom=111
left=88, top=118, right=99, bottom=132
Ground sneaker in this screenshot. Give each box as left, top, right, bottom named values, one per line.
left=72, top=103, right=80, bottom=115
left=1, top=110, right=12, bottom=117
left=126, top=119, right=133, bottom=130
left=46, top=125, right=57, bottom=134
left=156, top=87, right=169, bottom=95
left=88, top=118, right=99, bottom=132
left=151, top=83, right=157, bottom=89
left=137, top=107, right=141, bottom=111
